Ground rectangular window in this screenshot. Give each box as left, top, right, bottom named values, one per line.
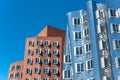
left=99, top=39, right=107, bottom=50
left=52, top=68, right=58, bottom=74
left=113, top=40, right=120, bottom=50
left=97, top=24, right=105, bottom=34
left=11, top=66, right=15, bottom=71
left=29, top=41, right=34, bottom=46
left=85, top=43, right=91, bottom=53
left=27, top=58, right=32, bottom=65
left=111, top=24, right=120, bottom=33
left=52, top=78, right=58, bottom=80
left=44, top=40, right=50, bottom=46
left=44, top=49, right=49, bottom=55
left=86, top=59, right=94, bottom=71
left=9, top=74, right=13, bottom=78
left=52, top=41, right=58, bottom=47
left=73, top=31, right=82, bottom=40
left=101, top=57, right=109, bottom=68
left=43, top=67, right=49, bottom=74
left=16, top=65, right=21, bottom=70
left=43, top=78, right=49, bottom=80
left=82, top=13, right=88, bottom=26
left=36, top=48, right=41, bottom=55
left=74, top=46, right=83, bottom=56
left=37, top=40, right=42, bottom=46
left=44, top=58, right=49, bottom=64
left=108, top=9, right=118, bottom=18
left=63, top=70, right=72, bottom=79
left=14, top=73, right=19, bottom=78
left=64, top=55, right=71, bottom=64
left=26, top=68, right=31, bottom=75
left=96, top=10, right=104, bottom=19
left=35, top=58, right=40, bottom=64
left=28, top=50, right=33, bottom=55
left=52, top=50, right=58, bottom=55
left=26, top=78, right=30, bottom=80
left=72, top=18, right=80, bottom=26
left=115, top=57, right=120, bottom=68
left=34, top=67, right=40, bottom=74
left=52, top=58, right=58, bottom=64
left=84, top=28, right=89, bottom=38
left=34, top=78, right=39, bottom=80
left=75, top=63, right=85, bottom=73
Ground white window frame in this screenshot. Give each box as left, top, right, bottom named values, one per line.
left=44, top=40, right=50, bottom=46
left=36, top=40, right=42, bottom=46
left=35, top=57, right=41, bottom=64
left=86, top=59, right=94, bottom=71
left=43, top=77, right=49, bottom=80
left=29, top=40, right=34, bottom=46
left=73, top=31, right=82, bottom=40
left=26, top=68, right=31, bottom=75
left=64, top=55, right=72, bottom=64
left=43, top=67, right=49, bottom=74
left=52, top=68, right=58, bottom=74
left=83, top=28, right=89, bottom=38
left=75, top=62, right=85, bottom=73
left=44, top=49, right=50, bottom=55
left=36, top=48, right=41, bottom=55
left=52, top=49, right=58, bottom=55
left=101, top=57, right=109, bottom=69
left=63, top=70, right=72, bottom=79
left=72, top=17, right=81, bottom=26
left=84, top=43, right=91, bottom=53
left=115, top=57, right=120, bottom=68
left=110, top=23, right=120, bottom=33
left=52, top=78, right=58, bottom=80
left=44, top=58, right=49, bottom=64
left=34, top=67, right=40, bottom=74
left=52, top=58, right=58, bottom=64
left=52, top=41, right=58, bottom=47
left=27, top=58, right=32, bottom=65
left=74, top=46, right=83, bottom=56
left=113, top=40, right=120, bottom=50
left=108, top=9, right=118, bottom=18
left=28, top=49, right=33, bottom=55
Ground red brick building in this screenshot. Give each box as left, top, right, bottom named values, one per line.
left=8, top=26, right=65, bottom=80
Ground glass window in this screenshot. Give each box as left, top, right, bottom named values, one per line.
left=115, top=57, right=120, bottom=68
left=96, top=10, right=104, bottom=19
left=97, top=24, right=105, bottom=34
left=26, top=78, right=30, bottom=80
left=109, top=9, right=118, bottom=18
left=15, top=73, right=19, bottom=78
left=86, top=59, right=94, bottom=71
left=34, top=78, right=39, bottom=80
left=75, top=63, right=85, bottom=73
left=44, top=49, right=49, bottom=55
left=29, top=41, right=34, bottom=46
left=9, top=74, right=13, bottom=78
left=34, top=67, right=40, bottom=74
left=52, top=78, right=58, bottom=80
left=52, top=68, right=58, bottom=74
left=63, top=70, right=72, bottom=79
left=52, top=58, right=58, bottom=64
left=64, top=55, right=71, bottom=64
left=35, top=58, right=40, bottom=64
left=74, top=46, right=83, bottom=56
left=82, top=13, right=88, bottom=25
left=37, top=40, right=42, bottom=46
left=44, top=41, right=50, bottom=46
left=43, top=67, right=49, bottom=74
left=11, top=66, right=15, bottom=71
left=36, top=48, right=41, bottom=55
left=52, top=41, right=58, bottom=47
left=113, top=40, right=120, bottom=50
left=43, top=78, right=49, bottom=80
left=101, top=57, right=109, bottom=68
left=44, top=58, right=49, bottom=64
left=16, top=65, right=21, bottom=70
left=26, top=68, right=31, bottom=75
left=99, top=39, right=107, bottom=50
left=73, top=32, right=81, bottom=40
left=52, top=50, right=58, bottom=55
left=72, top=18, right=80, bottom=26
left=27, top=58, right=32, bottom=65
left=111, top=24, right=120, bottom=33
left=85, top=43, right=91, bottom=53
left=28, top=50, right=33, bottom=55
left=84, top=28, right=89, bottom=38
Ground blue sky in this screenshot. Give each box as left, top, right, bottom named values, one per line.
left=0, top=0, right=103, bottom=80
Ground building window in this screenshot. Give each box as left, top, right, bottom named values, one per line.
left=52, top=41, right=58, bottom=47
left=74, top=46, right=83, bottom=56
left=37, top=40, right=42, bottom=46
left=96, top=10, right=104, bottom=20
left=97, top=24, right=105, bottom=34
left=26, top=78, right=30, bottom=80
left=29, top=41, right=34, bottom=46
left=86, top=59, right=94, bottom=71
left=43, top=78, right=49, bottom=80
left=44, top=40, right=50, bottom=46
left=16, top=65, right=21, bottom=70
left=52, top=78, right=58, bottom=80
left=43, top=67, right=49, bottom=74
left=73, top=31, right=82, bottom=40
left=85, top=43, right=91, bottom=53
left=64, top=55, right=71, bottom=64
left=72, top=18, right=81, bottom=26
left=52, top=50, right=58, bottom=55
left=52, top=68, right=58, bottom=74
left=44, top=58, right=49, bottom=64
left=99, top=39, right=107, bottom=50
left=14, top=73, right=19, bottom=78
left=44, top=49, right=49, bottom=55
left=34, top=67, right=40, bottom=74
left=75, top=63, right=85, bottom=73
left=84, top=28, right=89, bottom=38
left=87, top=77, right=96, bottom=80
left=36, top=48, right=41, bottom=55
left=52, top=58, right=58, bottom=64
left=34, top=78, right=39, bottom=80
left=26, top=68, right=31, bottom=75
left=35, top=58, right=40, bottom=64
left=9, top=74, right=13, bottom=78
left=28, top=50, right=33, bottom=55
left=11, top=66, right=15, bottom=71
left=108, top=9, right=118, bottom=18
left=113, top=40, right=120, bottom=50
left=111, top=24, right=120, bottom=33
left=27, top=58, right=32, bottom=65
left=63, top=70, right=72, bottom=79
left=115, top=57, right=120, bottom=68
left=82, top=13, right=88, bottom=26
left=101, top=57, right=109, bottom=68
